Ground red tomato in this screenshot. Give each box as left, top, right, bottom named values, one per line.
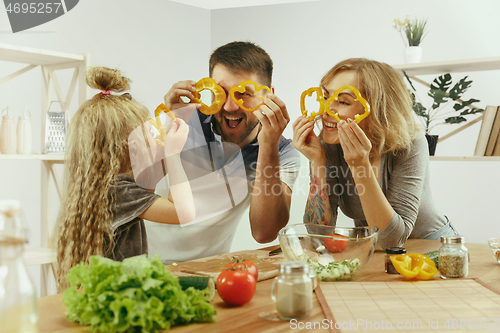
left=224, top=259, right=258, bottom=281
left=216, top=268, right=256, bottom=306
left=324, top=234, right=349, bottom=253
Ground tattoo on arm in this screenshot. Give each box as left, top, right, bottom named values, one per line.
left=304, top=174, right=333, bottom=225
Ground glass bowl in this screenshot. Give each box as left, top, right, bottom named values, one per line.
left=487, top=238, right=500, bottom=264
left=278, top=223, right=379, bottom=281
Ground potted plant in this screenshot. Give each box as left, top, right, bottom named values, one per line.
left=404, top=72, right=484, bottom=155
left=393, top=16, right=428, bottom=63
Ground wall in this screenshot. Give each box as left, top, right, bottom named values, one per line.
left=1, top=0, right=500, bottom=295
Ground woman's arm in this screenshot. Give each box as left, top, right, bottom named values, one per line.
left=337, top=119, right=394, bottom=231
left=293, top=116, right=335, bottom=225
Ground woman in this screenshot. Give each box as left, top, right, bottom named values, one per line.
left=53, top=67, right=195, bottom=290
left=292, top=58, right=457, bottom=249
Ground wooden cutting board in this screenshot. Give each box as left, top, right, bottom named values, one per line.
left=166, top=249, right=286, bottom=282
left=316, top=279, right=500, bottom=333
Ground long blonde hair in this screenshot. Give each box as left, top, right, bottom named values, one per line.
left=320, top=58, right=418, bottom=157
left=53, top=67, right=149, bottom=290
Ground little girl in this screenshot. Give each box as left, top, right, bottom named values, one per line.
left=53, top=67, right=195, bottom=290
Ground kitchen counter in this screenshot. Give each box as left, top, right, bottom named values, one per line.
left=37, top=239, right=500, bottom=332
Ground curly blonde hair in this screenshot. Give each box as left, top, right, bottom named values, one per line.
left=53, top=67, right=149, bottom=290
left=320, top=58, right=418, bottom=157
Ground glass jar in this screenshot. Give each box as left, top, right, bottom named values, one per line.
left=0, top=200, right=38, bottom=332
left=385, top=247, right=406, bottom=274
left=439, top=235, right=468, bottom=279
left=271, top=261, right=313, bottom=320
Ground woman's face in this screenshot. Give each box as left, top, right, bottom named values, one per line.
left=322, top=70, right=368, bottom=145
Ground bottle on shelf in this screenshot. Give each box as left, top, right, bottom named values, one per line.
left=17, top=108, right=32, bottom=155
left=0, top=107, right=16, bottom=154
left=0, top=200, right=38, bottom=332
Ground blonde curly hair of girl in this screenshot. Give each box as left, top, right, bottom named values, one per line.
left=320, top=58, right=418, bottom=158
left=52, top=67, right=150, bottom=291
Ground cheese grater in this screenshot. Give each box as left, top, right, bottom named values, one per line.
left=44, top=102, right=68, bottom=154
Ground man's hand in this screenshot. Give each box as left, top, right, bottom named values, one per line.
left=164, top=80, right=198, bottom=111
left=254, top=93, right=290, bottom=147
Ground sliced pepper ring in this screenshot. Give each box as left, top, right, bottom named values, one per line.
left=325, top=85, right=371, bottom=124
left=229, top=80, right=271, bottom=112
left=300, top=87, right=325, bottom=122
left=193, top=77, right=226, bottom=115
left=149, top=103, right=176, bottom=147
left=390, top=253, right=438, bottom=281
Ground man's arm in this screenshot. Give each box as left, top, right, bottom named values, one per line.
left=249, top=93, right=292, bottom=243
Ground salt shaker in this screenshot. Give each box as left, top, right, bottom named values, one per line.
left=0, top=107, right=16, bottom=154
left=439, top=235, right=468, bottom=279
left=271, top=261, right=313, bottom=320
left=0, top=200, right=38, bottom=332
left=17, top=108, right=32, bottom=155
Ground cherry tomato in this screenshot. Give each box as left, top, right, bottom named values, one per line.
left=224, top=258, right=258, bottom=281
left=324, top=234, right=349, bottom=253
left=216, top=267, right=256, bottom=306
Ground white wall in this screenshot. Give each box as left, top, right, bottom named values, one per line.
left=1, top=0, right=500, bottom=294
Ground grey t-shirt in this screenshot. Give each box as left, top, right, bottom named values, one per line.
left=107, top=174, right=160, bottom=261
left=321, top=132, right=448, bottom=249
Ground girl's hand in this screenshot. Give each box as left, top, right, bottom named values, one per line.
left=164, top=119, right=189, bottom=157
left=292, top=116, right=325, bottom=165
left=338, top=118, right=372, bottom=167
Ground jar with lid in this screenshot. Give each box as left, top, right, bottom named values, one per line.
left=439, top=235, right=468, bottom=279
left=0, top=106, right=16, bottom=154
left=0, top=200, right=38, bottom=332
left=385, top=247, right=406, bottom=274
left=271, top=261, right=313, bottom=320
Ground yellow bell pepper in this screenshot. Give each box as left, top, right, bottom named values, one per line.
left=300, top=87, right=325, bottom=122
left=390, top=253, right=438, bottom=280
left=229, top=80, right=271, bottom=112
left=324, top=85, right=371, bottom=124
left=193, top=77, right=227, bottom=115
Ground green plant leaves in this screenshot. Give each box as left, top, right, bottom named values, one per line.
left=405, top=72, right=484, bottom=134
left=449, top=76, right=473, bottom=100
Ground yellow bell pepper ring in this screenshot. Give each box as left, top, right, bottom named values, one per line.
left=229, top=80, right=271, bottom=112
left=300, top=87, right=325, bottom=122
left=193, top=77, right=227, bottom=115
left=390, top=253, right=438, bottom=281
left=324, top=85, right=371, bottom=124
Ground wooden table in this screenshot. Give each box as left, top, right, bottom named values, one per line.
left=38, top=240, right=500, bottom=332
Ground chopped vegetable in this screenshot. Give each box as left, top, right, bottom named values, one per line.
left=299, top=254, right=361, bottom=281
left=424, top=250, right=439, bottom=268
left=178, top=276, right=215, bottom=301
left=390, top=253, right=438, bottom=280
left=63, top=255, right=216, bottom=333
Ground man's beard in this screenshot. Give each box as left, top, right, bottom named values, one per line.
left=211, top=113, right=260, bottom=146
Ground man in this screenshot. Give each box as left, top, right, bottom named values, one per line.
left=145, top=41, right=300, bottom=263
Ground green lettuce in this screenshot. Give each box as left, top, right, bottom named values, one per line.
left=62, top=255, right=216, bottom=332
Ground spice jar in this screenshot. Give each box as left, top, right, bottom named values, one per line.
left=439, top=235, right=468, bottom=279
left=385, top=247, right=406, bottom=274
left=271, top=261, right=313, bottom=320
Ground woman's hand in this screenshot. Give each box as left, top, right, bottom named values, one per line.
left=164, top=119, right=189, bottom=157
left=292, top=116, right=325, bottom=165
left=338, top=118, right=372, bottom=168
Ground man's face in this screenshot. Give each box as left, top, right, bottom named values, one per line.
left=211, top=64, right=266, bottom=148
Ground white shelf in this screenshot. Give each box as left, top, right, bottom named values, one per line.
left=430, top=156, right=500, bottom=161
left=393, top=56, right=500, bottom=76
left=0, top=42, right=84, bottom=65
left=0, top=153, right=64, bottom=161
left=24, top=247, right=55, bottom=266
